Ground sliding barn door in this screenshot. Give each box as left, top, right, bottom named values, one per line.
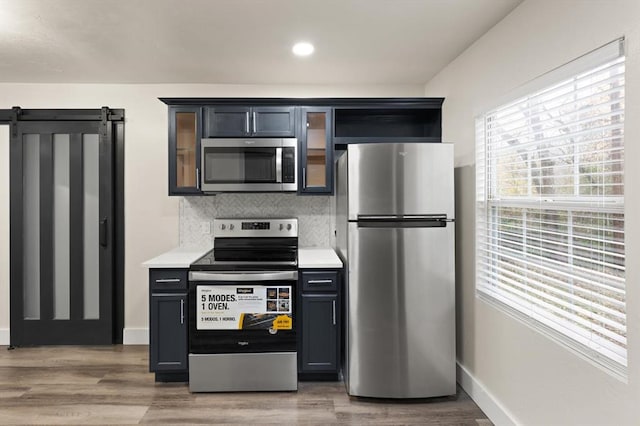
left=10, top=121, right=114, bottom=345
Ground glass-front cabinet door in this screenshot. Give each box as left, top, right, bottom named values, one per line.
left=299, top=107, right=333, bottom=194
left=169, top=107, right=201, bottom=194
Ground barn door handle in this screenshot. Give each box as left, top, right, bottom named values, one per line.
left=100, top=218, right=108, bottom=247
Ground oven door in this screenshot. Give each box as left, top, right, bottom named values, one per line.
left=200, top=139, right=297, bottom=192
left=188, top=270, right=297, bottom=354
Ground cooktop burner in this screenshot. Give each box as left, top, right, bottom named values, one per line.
left=190, top=218, right=298, bottom=271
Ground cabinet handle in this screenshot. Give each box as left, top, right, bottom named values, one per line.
left=155, top=278, right=181, bottom=283
left=332, top=300, right=336, bottom=326
left=196, top=167, right=200, bottom=189
left=308, top=279, right=332, bottom=284
left=303, top=167, right=306, bottom=188
left=180, top=299, right=185, bottom=325
left=252, top=112, right=256, bottom=133
left=245, top=113, right=250, bottom=134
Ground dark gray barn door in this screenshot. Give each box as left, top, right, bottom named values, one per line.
left=10, top=121, right=114, bottom=345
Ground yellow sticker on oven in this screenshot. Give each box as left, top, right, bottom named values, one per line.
left=272, top=315, right=292, bottom=330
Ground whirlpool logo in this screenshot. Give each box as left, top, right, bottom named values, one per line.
left=399, top=151, right=408, bottom=157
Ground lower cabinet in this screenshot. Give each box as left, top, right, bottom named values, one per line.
left=148, top=267, right=342, bottom=382
left=149, top=269, right=189, bottom=382
left=298, top=269, right=341, bottom=380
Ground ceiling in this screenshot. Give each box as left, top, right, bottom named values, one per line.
left=0, top=0, right=523, bottom=85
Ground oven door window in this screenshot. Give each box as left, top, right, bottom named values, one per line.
left=196, top=285, right=292, bottom=331
left=189, top=281, right=296, bottom=354
left=204, top=147, right=276, bottom=183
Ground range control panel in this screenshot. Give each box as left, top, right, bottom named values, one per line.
left=213, top=218, right=298, bottom=238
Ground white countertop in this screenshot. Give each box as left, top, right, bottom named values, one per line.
left=298, top=248, right=343, bottom=269
left=143, top=246, right=342, bottom=269
left=142, top=245, right=211, bottom=269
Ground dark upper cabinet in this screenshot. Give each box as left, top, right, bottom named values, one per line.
left=299, top=107, right=333, bottom=194
left=204, top=106, right=251, bottom=137
left=333, top=105, right=442, bottom=144
left=298, top=269, right=341, bottom=378
left=204, top=106, right=296, bottom=138
left=168, top=106, right=202, bottom=195
left=252, top=107, right=296, bottom=137
left=161, top=98, right=443, bottom=196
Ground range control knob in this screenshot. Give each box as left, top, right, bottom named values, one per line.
left=220, top=224, right=226, bottom=230
left=229, top=224, right=235, bottom=230
left=287, top=224, right=292, bottom=231
left=279, top=224, right=284, bottom=231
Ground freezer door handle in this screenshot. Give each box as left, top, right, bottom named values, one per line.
left=357, top=214, right=449, bottom=221
left=357, top=217, right=454, bottom=228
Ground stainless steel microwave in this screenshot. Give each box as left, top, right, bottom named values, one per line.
left=200, top=138, right=297, bottom=192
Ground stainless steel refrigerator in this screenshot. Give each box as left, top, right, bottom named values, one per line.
left=336, top=142, right=456, bottom=399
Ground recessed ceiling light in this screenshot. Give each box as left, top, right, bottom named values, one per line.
left=292, top=42, right=314, bottom=57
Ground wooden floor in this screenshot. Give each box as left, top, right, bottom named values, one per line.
left=0, top=345, right=490, bottom=425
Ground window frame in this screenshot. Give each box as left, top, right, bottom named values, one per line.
left=475, top=39, right=627, bottom=378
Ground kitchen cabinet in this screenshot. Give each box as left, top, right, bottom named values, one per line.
left=168, top=106, right=202, bottom=195
left=298, top=269, right=341, bottom=380
left=161, top=98, right=444, bottom=196
left=149, top=268, right=188, bottom=382
left=333, top=103, right=442, bottom=144
left=299, top=107, right=333, bottom=194
left=204, top=106, right=296, bottom=138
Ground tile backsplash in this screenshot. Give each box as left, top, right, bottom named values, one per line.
left=179, top=194, right=333, bottom=248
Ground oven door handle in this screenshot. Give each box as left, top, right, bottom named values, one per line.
left=189, top=271, right=298, bottom=282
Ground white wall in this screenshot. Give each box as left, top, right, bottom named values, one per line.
left=424, top=1, right=639, bottom=424
left=0, top=126, right=9, bottom=344
left=0, top=83, right=423, bottom=341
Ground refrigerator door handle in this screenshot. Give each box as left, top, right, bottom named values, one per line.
left=357, top=220, right=450, bottom=229
left=357, top=214, right=449, bottom=221
left=355, top=214, right=454, bottom=228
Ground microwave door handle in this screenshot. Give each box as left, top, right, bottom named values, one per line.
left=275, top=147, right=282, bottom=183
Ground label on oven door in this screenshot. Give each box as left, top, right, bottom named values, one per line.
left=196, top=285, right=293, bottom=330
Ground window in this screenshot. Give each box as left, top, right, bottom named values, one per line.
left=476, top=40, right=626, bottom=373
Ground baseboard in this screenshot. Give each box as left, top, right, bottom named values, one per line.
left=122, top=328, right=149, bottom=345
left=0, top=328, right=9, bottom=345
left=457, top=362, right=518, bottom=426
left=0, top=328, right=148, bottom=345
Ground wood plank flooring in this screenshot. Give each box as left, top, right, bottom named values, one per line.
left=0, top=346, right=490, bottom=425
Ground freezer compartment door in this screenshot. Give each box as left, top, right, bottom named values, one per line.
left=346, top=222, right=456, bottom=398
left=347, top=143, right=454, bottom=220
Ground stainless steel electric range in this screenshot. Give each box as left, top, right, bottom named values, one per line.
left=188, top=218, right=298, bottom=392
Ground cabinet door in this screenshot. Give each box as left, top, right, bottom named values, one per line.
left=299, top=107, right=333, bottom=194
left=252, top=107, right=296, bottom=137
left=300, top=294, right=338, bottom=372
left=169, top=107, right=201, bottom=195
left=204, top=107, right=251, bottom=137
left=149, top=293, right=188, bottom=372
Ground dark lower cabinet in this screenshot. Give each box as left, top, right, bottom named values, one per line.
left=149, top=269, right=188, bottom=382
left=300, top=294, right=338, bottom=372
left=298, top=269, right=341, bottom=380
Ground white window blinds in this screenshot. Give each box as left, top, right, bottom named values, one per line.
left=476, top=39, right=626, bottom=373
